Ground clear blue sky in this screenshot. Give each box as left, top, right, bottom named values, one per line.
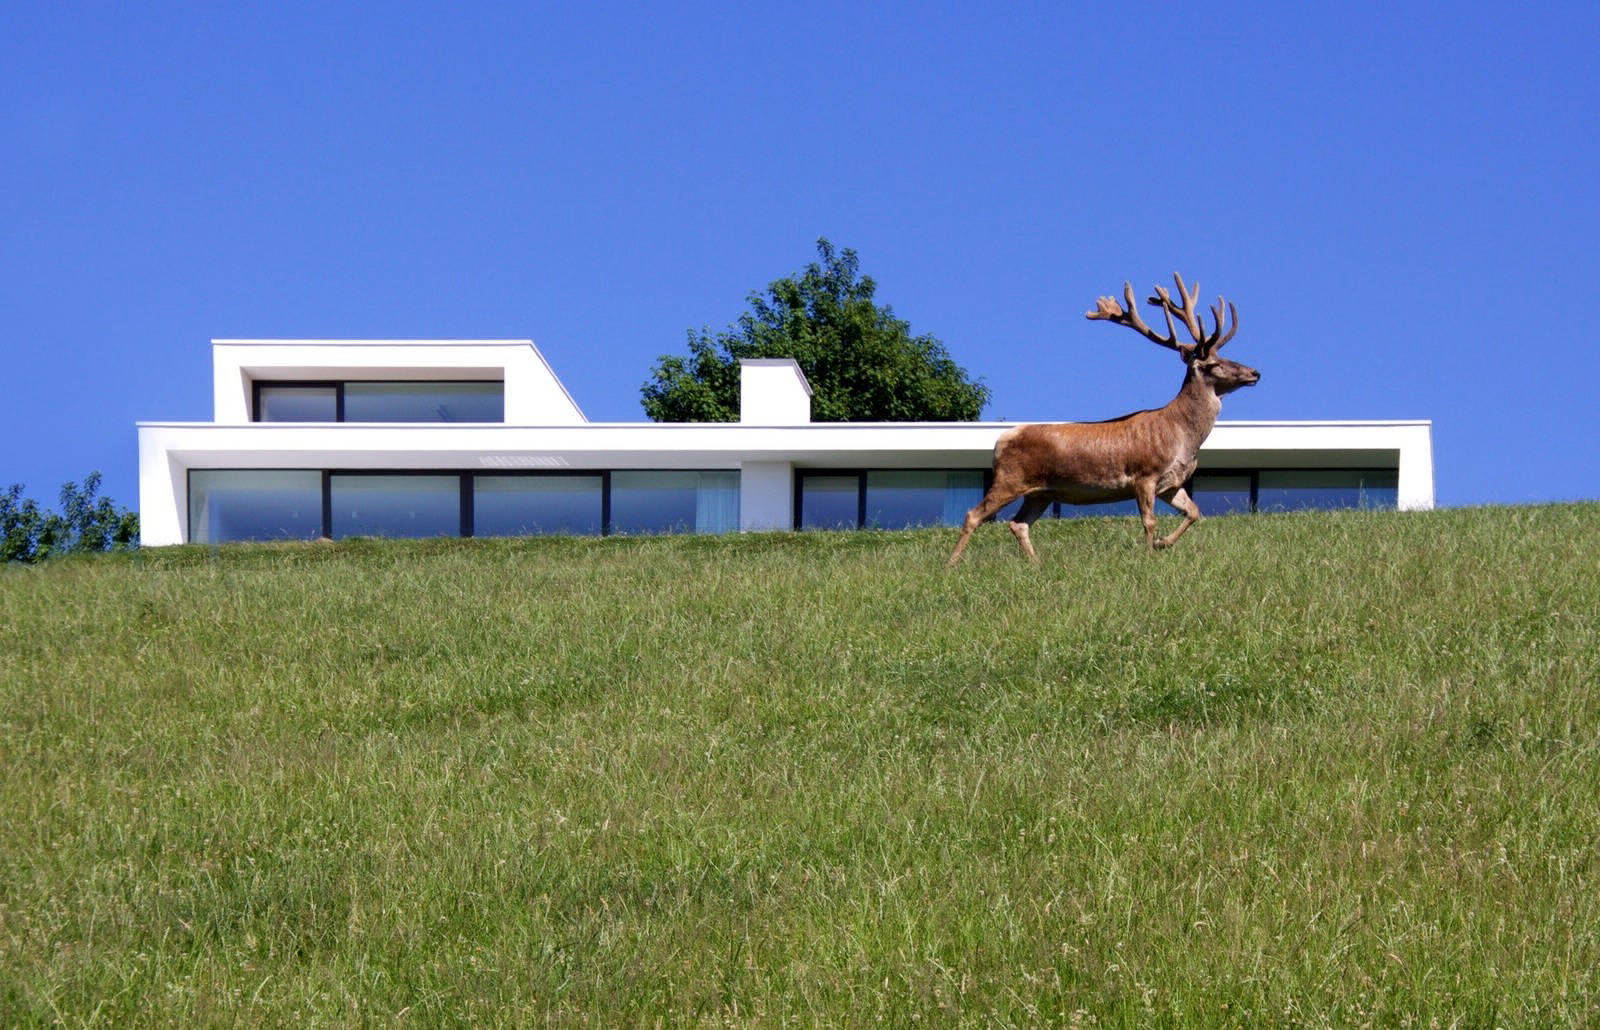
left=4, top=1, right=1597, bottom=510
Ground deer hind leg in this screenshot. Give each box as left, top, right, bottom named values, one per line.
left=946, top=483, right=1029, bottom=567
left=1154, top=486, right=1202, bottom=550
left=1006, top=495, right=1053, bottom=565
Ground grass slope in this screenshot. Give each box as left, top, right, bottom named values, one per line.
left=2, top=505, right=1598, bottom=1025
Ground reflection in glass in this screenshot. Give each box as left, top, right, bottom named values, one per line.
left=473, top=475, right=602, bottom=537
left=1058, top=498, right=1141, bottom=518
left=257, top=386, right=337, bottom=422
left=610, top=471, right=739, bottom=534
left=330, top=475, right=461, bottom=538
left=1191, top=474, right=1254, bottom=516
left=343, top=382, right=504, bottom=422
left=1257, top=470, right=1397, bottom=512
left=799, top=475, right=860, bottom=530
left=865, top=470, right=985, bottom=529
left=189, top=470, right=323, bottom=543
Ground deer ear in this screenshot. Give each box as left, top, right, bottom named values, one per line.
left=1178, top=343, right=1197, bottom=362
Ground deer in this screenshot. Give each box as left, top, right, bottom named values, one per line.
left=946, top=273, right=1260, bottom=566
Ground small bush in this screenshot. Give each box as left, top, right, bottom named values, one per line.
left=1, top=472, right=138, bottom=563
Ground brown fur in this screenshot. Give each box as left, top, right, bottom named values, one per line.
left=947, top=275, right=1259, bottom=565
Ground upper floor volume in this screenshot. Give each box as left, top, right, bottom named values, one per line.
left=208, top=339, right=587, bottom=425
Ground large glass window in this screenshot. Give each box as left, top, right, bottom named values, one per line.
left=189, top=470, right=323, bottom=543
left=473, top=475, right=603, bottom=537
left=255, top=381, right=504, bottom=422
left=995, top=496, right=1026, bottom=523
left=799, top=475, right=861, bottom=530
left=1256, top=470, right=1398, bottom=513
left=330, top=474, right=461, bottom=539
left=1057, top=498, right=1141, bottom=518
left=257, top=386, right=337, bottom=422
left=1191, top=474, right=1253, bottom=516
left=343, top=382, right=503, bottom=423
left=185, top=464, right=1407, bottom=544
left=609, top=471, right=739, bottom=535
left=865, top=470, right=984, bottom=529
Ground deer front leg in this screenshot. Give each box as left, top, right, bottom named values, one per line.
left=1155, top=486, right=1202, bottom=550
left=947, top=486, right=1026, bottom=567
left=1134, top=481, right=1159, bottom=550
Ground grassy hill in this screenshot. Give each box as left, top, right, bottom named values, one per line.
left=3, top=505, right=1598, bottom=1025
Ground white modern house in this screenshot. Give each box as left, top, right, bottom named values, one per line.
left=136, top=340, right=1434, bottom=547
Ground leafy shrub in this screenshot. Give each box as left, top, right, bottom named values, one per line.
left=1, top=473, right=138, bottom=563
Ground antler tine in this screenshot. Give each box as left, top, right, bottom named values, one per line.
left=1158, top=292, right=1179, bottom=343
left=1176, top=273, right=1199, bottom=310
left=1149, top=272, right=1206, bottom=346
left=1208, top=297, right=1239, bottom=350
left=1178, top=273, right=1204, bottom=342
left=1149, top=286, right=1181, bottom=343
left=1085, top=280, right=1182, bottom=352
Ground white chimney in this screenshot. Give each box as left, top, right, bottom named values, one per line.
left=738, top=359, right=813, bottom=424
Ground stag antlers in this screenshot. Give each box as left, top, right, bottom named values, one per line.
left=1086, top=273, right=1238, bottom=356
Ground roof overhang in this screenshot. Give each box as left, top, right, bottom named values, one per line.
left=137, top=418, right=1429, bottom=471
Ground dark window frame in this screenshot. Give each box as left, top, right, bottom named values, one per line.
left=251, top=380, right=505, bottom=423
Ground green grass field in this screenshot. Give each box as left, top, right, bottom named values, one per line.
left=3, top=505, right=1598, bottom=1025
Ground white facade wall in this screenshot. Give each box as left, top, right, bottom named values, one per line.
left=739, top=461, right=795, bottom=531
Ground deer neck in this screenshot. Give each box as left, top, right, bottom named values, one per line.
left=1168, top=367, right=1223, bottom=443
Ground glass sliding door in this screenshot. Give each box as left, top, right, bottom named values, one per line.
left=1257, top=470, right=1398, bottom=512
left=329, top=474, right=462, bottom=539
left=864, top=470, right=985, bottom=529
left=473, top=475, right=603, bottom=537
left=609, top=471, right=740, bottom=535
left=1057, top=498, right=1140, bottom=518
left=798, top=474, right=861, bottom=530
left=1190, top=474, right=1253, bottom=516
left=189, top=470, right=324, bottom=543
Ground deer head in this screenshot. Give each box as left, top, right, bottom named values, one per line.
left=1086, top=273, right=1260, bottom=395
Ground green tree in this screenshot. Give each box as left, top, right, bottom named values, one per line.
left=642, top=239, right=990, bottom=422
left=1, top=473, right=138, bottom=563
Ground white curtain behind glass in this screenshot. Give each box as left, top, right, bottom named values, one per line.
left=694, top=471, right=740, bottom=533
